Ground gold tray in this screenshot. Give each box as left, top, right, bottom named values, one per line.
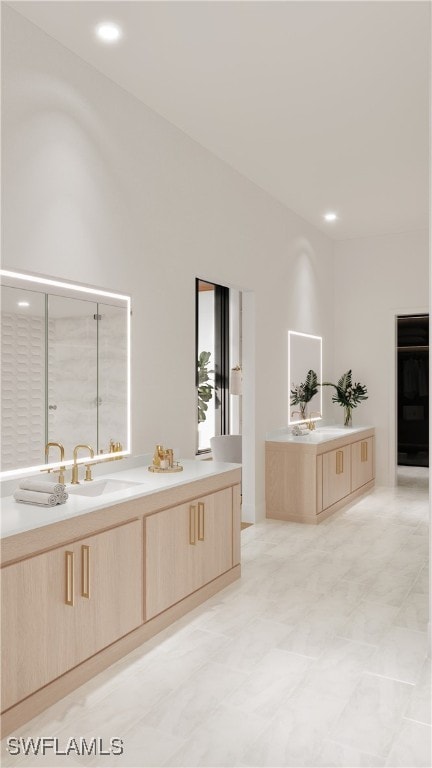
left=148, top=464, right=183, bottom=473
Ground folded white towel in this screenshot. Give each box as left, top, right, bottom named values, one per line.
left=291, top=425, right=310, bottom=436
left=14, top=490, right=58, bottom=506
left=56, top=492, right=69, bottom=504
left=19, top=479, right=66, bottom=496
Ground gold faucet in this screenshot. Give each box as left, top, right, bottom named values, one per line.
left=45, top=442, right=66, bottom=483
left=71, top=444, right=95, bottom=484
left=101, top=439, right=124, bottom=461
left=306, top=412, right=322, bottom=430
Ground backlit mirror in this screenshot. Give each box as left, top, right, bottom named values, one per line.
left=1, top=270, right=131, bottom=478
left=288, top=330, right=322, bottom=425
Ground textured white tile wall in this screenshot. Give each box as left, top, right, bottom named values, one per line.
left=47, top=313, right=98, bottom=460
left=1, top=312, right=45, bottom=470
left=47, top=311, right=127, bottom=460
left=2, top=311, right=127, bottom=470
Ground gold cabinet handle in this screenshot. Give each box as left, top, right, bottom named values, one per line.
left=336, top=450, right=344, bottom=475
left=361, top=441, right=368, bottom=462
left=198, top=502, right=205, bottom=541
left=65, top=551, right=74, bottom=606
left=189, top=505, right=197, bottom=545
left=81, top=545, right=90, bottom=598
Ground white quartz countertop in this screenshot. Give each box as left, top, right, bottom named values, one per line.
left=0, top=459, right=241, bottom=540
left=266, top=425, right=374, bottom=444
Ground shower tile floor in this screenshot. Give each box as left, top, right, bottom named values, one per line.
left=2, top=467, right=430, bottom=767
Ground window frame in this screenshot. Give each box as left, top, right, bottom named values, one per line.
left=195, top=278, right=230, bottom=454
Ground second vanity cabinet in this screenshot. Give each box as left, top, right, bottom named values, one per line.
left=1, top=520, right=142, bottom=711
left=266, top=427, right=375, bottom=524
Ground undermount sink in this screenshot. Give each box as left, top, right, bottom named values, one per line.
left=67, top=479, right=147, bottom=497
left=315, top=427, right=347, bottom=434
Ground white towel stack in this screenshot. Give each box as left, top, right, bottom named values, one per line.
left=291, top=424, right=310, bottom=437
left=14, top=479, right=69, bottom=507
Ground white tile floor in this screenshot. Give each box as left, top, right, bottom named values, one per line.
left=2, top=467, right=430, bottom=768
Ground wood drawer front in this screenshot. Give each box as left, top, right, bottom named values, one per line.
left=74, top=520, right=143, bottom=664
left=266, top=446, right=317, bottom=517
left=1, top=520, right=143, bottom=712
left=145, top=488, right=233, bottom=621
left=351, top=437, right=374, bottom=491
left=232, top=484, right=241, bottom=566
left=1, top=546, right=78, bottom=711
left=198, top=487, right=233, bottom=586
left=145, top=501, right=198, bottom=620
left=322, top=445, right=351, bottom=509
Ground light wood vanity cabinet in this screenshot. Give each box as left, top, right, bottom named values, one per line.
left=266, top=428, right=375, bottom=524
left=1, top=520, right=142, bottom=711
left=145, top=487, right=234, bottom=619
left=1, top=467, right=241, bottom=737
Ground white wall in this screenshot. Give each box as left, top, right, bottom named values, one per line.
left=333, top=230, right=429, bottom=485
left=2, top=7, right=336, bottom=519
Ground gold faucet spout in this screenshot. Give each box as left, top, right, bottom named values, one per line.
left=45, top=442, right=66, bottom=482
left=73, top=444, right=95, bottom=462
left=71, top=444, right=95, bottom=484
left=45, top=441, right=65, bottom=464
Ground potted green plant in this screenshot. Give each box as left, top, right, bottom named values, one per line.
left=290, top=369, right=318, bottom=420
left=322, top=369, right=368, bottom=426
left=197, top=351, right=214, bottom=424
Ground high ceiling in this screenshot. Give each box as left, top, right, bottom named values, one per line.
left=8, top=0, right=430, bottom=240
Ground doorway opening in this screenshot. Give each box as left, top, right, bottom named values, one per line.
left=397, top=314, right=429, bottom=482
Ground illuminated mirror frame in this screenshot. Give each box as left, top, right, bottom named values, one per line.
left=288, top=330, right=323, bottom=425
left=0, top=269, right=131, bottom=479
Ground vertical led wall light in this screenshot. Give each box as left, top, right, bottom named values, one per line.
left=288, top=330, right=323, bottom=425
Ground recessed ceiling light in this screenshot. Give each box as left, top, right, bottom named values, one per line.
left=324, top=212, right=338, bottom=222
left=18, top=301, right=30, bottom=307
left=95, top=22, right=122, bottom=43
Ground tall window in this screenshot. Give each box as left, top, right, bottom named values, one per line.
left=196, top=279, right=229, bottom=453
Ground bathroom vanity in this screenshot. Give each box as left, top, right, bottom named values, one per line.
left=0, top=460, right=241, bottom=736
left=266, top=426, right=375, bottom=523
